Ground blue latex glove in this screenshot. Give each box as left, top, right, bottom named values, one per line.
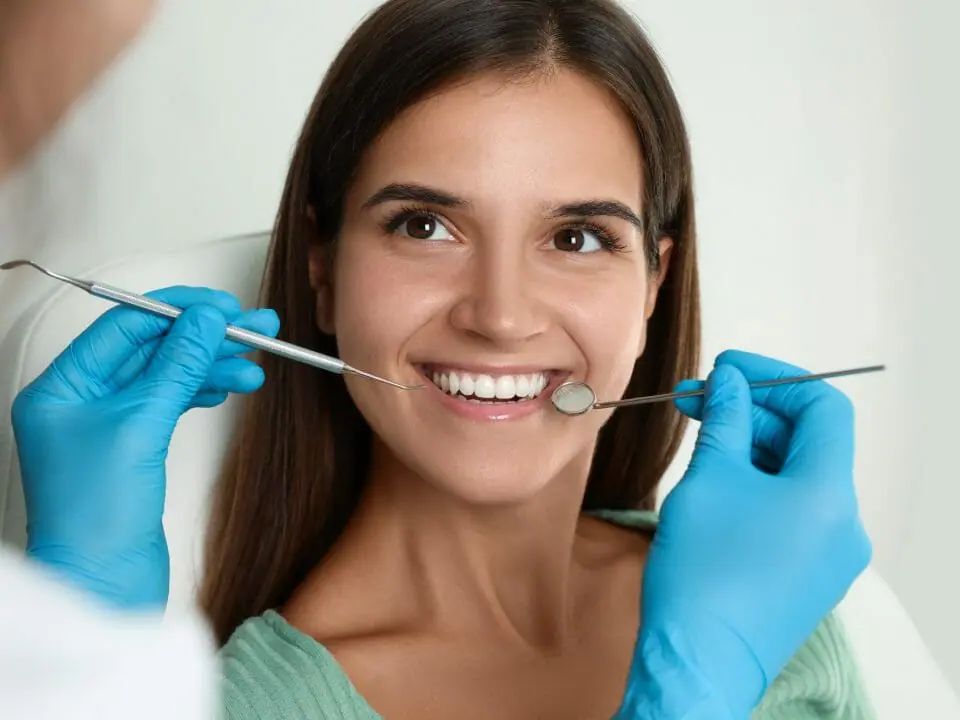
left=10, top=286, right=279, bottom=611
left=617, top=350, right=872, bottom=719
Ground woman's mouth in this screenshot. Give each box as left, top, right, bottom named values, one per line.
left=417, top=364, right=568, bottom=421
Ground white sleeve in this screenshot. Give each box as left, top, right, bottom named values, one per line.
left=0, top=546, right=218, bottom=720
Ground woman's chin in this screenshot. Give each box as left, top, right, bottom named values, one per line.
left=405, top=452, right=581, bottom=508
left=366, top=412, right=596, bottom=508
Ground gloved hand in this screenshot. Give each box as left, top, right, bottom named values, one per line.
left=11, top=287, right=279, bottom=611
left=617, top=350, right=872, bottom=719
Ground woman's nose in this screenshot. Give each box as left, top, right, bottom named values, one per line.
left=448, top=249, right=548, bottom=344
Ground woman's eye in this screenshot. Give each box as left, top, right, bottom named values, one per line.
left=552, top=228, right=604, bottom=253
left=397, top=214, right=453, bottom=241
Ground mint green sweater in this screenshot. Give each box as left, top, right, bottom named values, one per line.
left=219, top=510, right=875, bottom=719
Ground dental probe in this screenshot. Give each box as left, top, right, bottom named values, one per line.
left=550, top=364, right=886, bottom=416
left=0, top=259, right=423, bottom=392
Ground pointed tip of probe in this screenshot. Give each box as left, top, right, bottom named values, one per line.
left=344, top=366, right=424, bottom=391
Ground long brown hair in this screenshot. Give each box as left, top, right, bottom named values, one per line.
left=201, top=0, right=700, bottom=645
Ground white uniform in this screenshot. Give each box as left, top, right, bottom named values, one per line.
left=0, top=547, right=217, bottom=720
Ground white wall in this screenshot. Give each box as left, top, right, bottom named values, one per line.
left=1, top=0, right=957, bottom=691
left=877, top=0, right=960, bottom=692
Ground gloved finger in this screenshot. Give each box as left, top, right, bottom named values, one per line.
left=216, top=308, right=280, bottom=357
left=188, top=390, right=229, bottom=411
left=678, top=350, right=814, bottom=417
left=782, top=391, right=856, bottom=479
left=751, top=404, right=792, bottom=467
left=689, top=364, right=752, bottom=460
left=137, top=305, right=228, bottom=410
left=713, top=349, right=833, bottom=421
left=672, top=379, right=705, bottom=419
left=714, top=350, right=855, bottom=479
left=33, top=287, right=242, bottom=401
left=677, top=377, right=792, bottom=467
left=109, top=307, right=278, bottom=391
left=201, top=358, right=266, bottom=395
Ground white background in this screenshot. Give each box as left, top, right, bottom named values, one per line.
left=1, top=0, right=958, bottom=692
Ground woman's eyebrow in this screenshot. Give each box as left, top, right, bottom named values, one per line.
left=362, top=183, right=470, bottom=210
left=362, top=184, right=643, bottom=231
left=549, top=200, right=644, bottom=231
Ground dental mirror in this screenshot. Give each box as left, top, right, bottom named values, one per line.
left=550, top=364, right=886, bottom=416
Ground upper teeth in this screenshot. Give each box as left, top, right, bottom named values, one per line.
left=430, top=370, right=548, bottom=400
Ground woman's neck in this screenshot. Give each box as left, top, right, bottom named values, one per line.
left=299, top=437, right=599, bottom=652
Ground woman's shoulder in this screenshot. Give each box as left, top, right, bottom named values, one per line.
left=754, top=612, right=876, bottom=719
left=219, top=611, right=379, bottom=720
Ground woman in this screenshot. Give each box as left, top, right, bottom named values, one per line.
left=203, top=0, right=873, bottom=716
left=12, top=0, right=874, bottom=717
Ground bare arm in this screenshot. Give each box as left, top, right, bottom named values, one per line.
left=0, top=0, right=155, bottom=180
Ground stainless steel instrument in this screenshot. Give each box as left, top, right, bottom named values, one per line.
left=0, top=259, right=423, bottom=391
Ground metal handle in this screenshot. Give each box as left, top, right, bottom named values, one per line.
left=592, top=364, right=887, bottom=410
left=89, top=282, right=347, bottom=375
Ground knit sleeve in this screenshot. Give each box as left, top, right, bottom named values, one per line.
left=752, top=613, right=876, bottom=719
left=217, top=613, right=380, bottom=720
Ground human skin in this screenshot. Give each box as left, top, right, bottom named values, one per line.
left=0, top=0, right=155, bottom=179
left=284, top=68, right=673, bottom=719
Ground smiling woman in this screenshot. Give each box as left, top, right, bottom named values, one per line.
left=203, top=1, right=872, bottom=718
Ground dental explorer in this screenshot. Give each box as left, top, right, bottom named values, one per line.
left=550, top=364, right=886, bottom=416
left=0, top=259, right=423, bottom=391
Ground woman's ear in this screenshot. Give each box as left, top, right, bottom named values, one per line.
left=306, top=206, right=336, bottom=335
left=635, top=237, right=673, bottom=360
left=644, top=236, right=673, bottom=321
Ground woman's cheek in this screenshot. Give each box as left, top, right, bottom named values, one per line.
left=333, top=262, right=445, bottom=367
left=577, top=286, right=649, bottom=396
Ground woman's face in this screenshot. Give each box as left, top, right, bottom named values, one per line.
left=310, top=69, right=671, bottom=504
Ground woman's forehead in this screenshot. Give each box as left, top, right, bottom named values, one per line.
left=348, top=70, right=644, bottom=209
